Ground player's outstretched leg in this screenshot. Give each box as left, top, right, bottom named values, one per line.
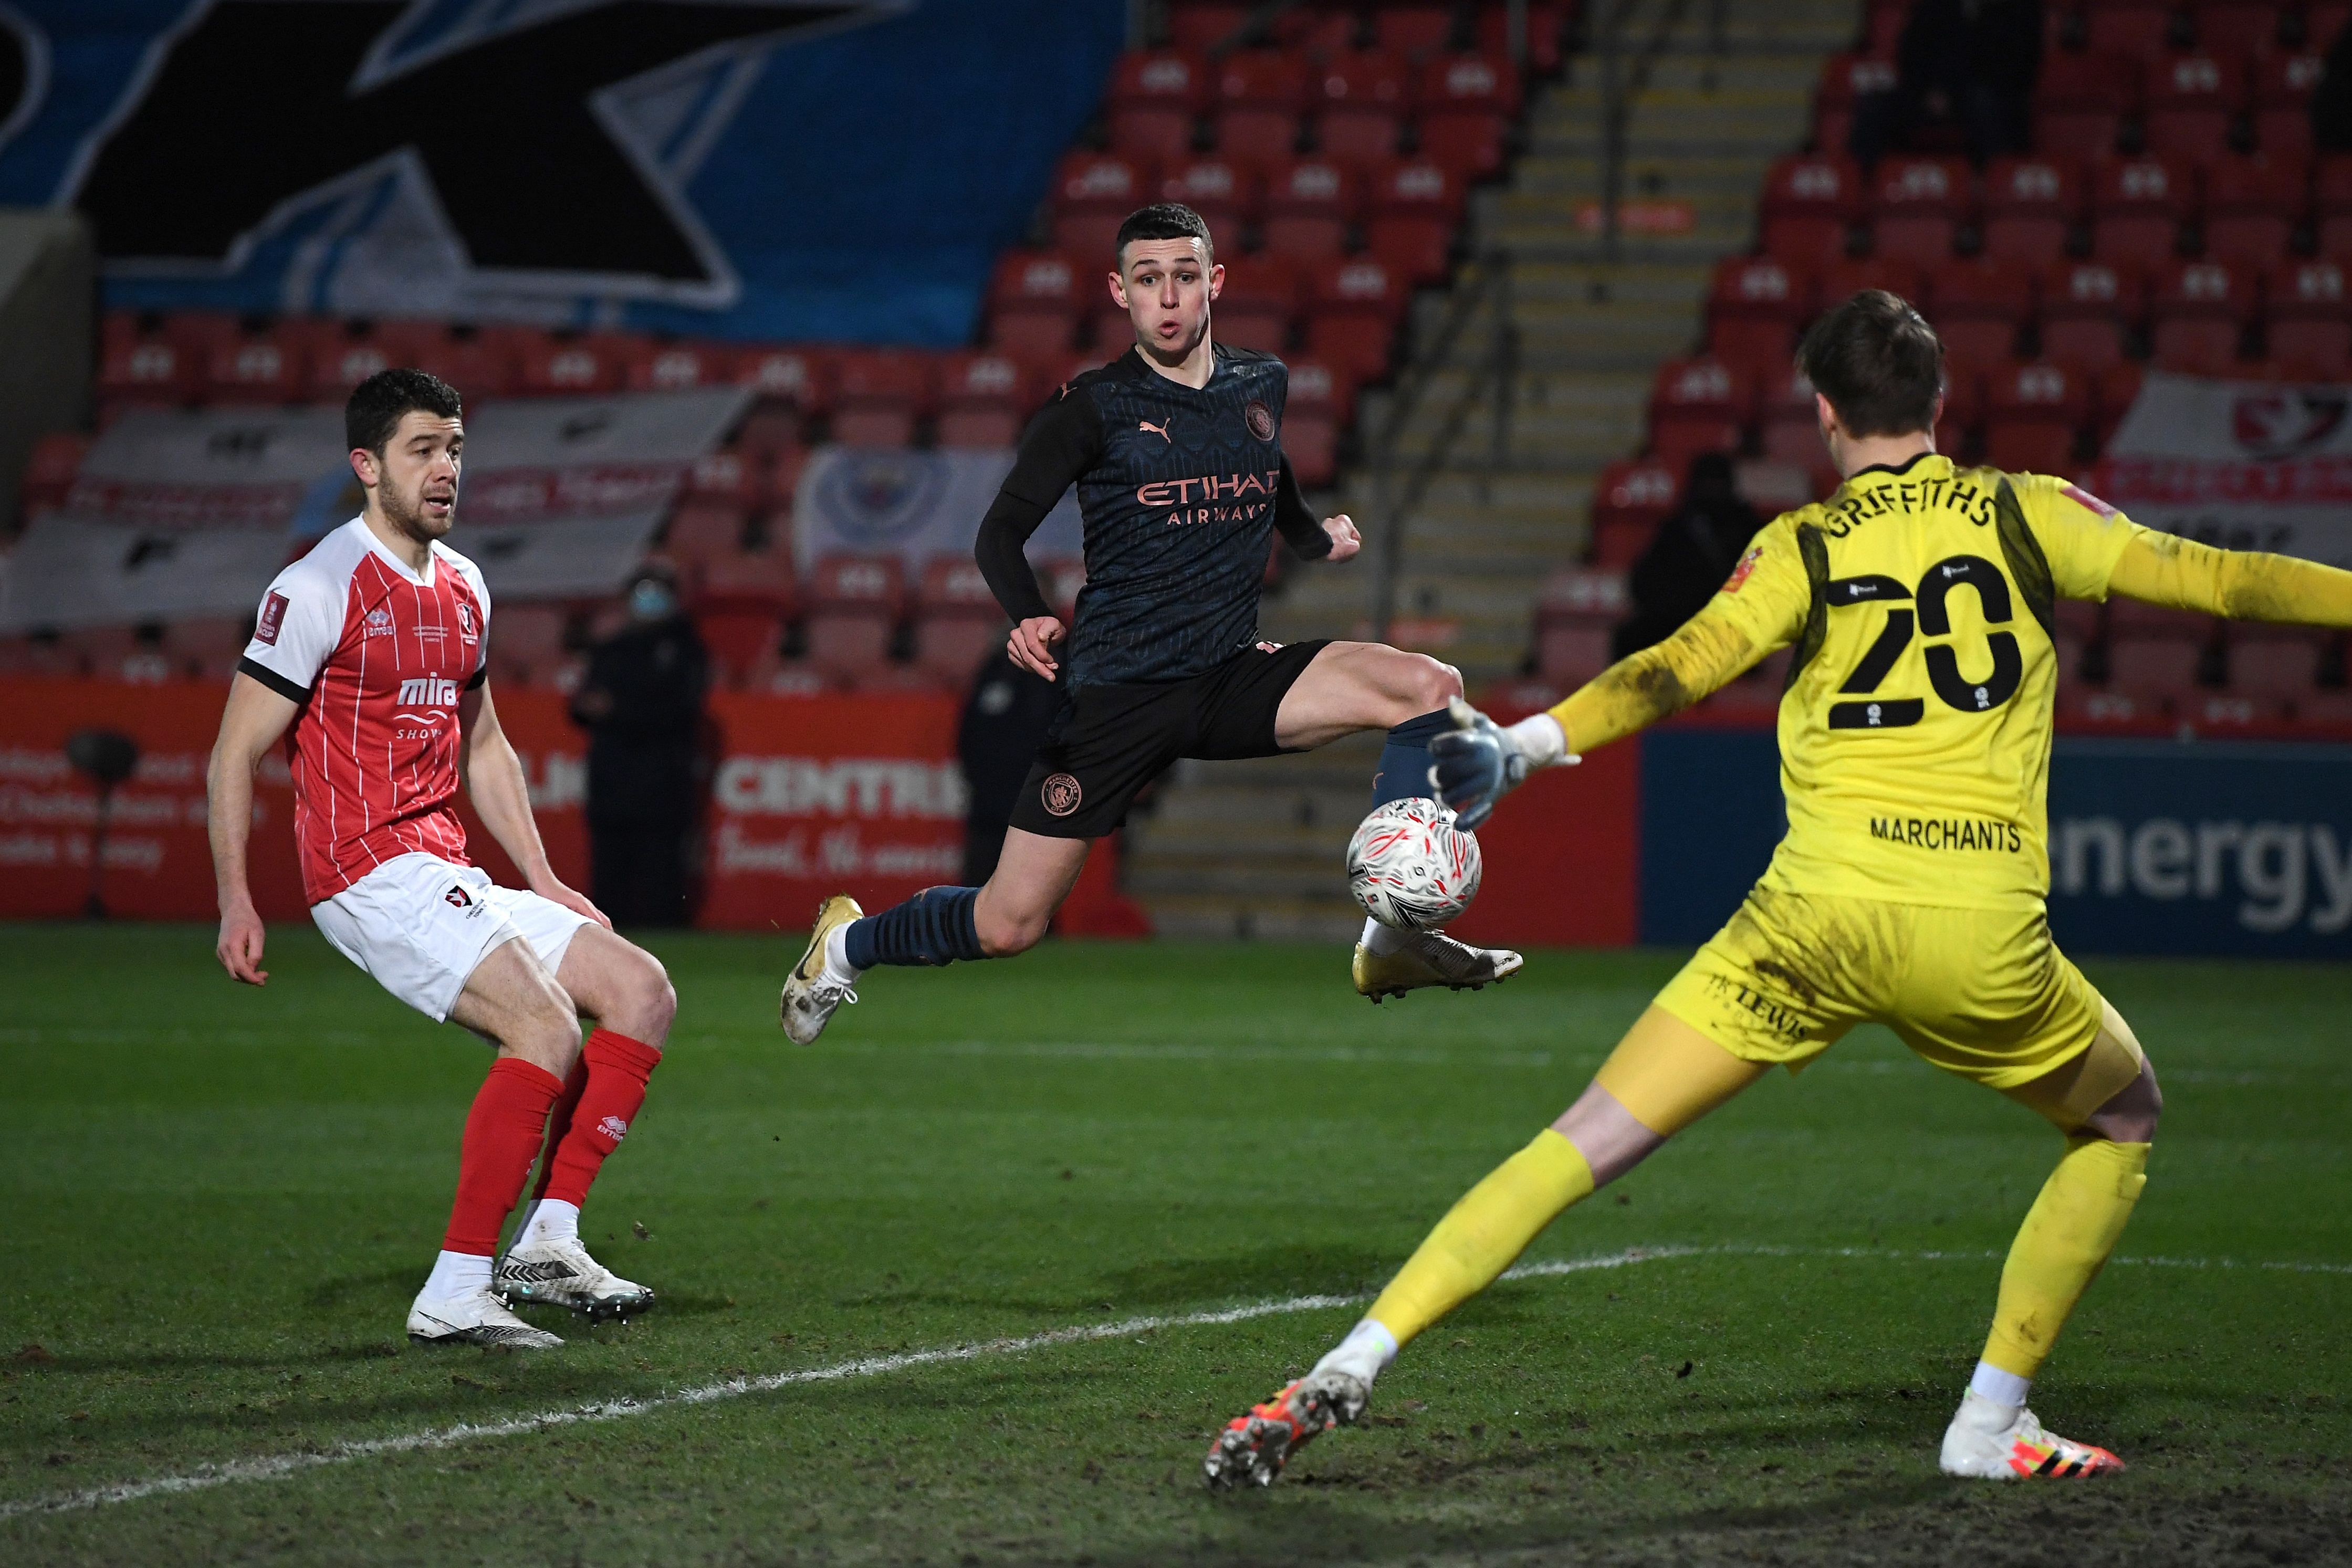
left=780, top=832, right=1090, bottom=1044
left=1208, top=1011, right=1761, bottom=1488
left=499, top=927, right=674, bottom=1320
left=1273, top=643, right=1521, bottom=999
left=1941, top=1009, right=2157, bottom=1479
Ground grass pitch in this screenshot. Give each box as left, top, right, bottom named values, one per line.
left=2, top=923, right=2348, bottom=1566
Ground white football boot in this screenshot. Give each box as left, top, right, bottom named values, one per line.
left=1353, top=930, right=1523, bottom=1003
left=780, top=894, right=864, bottom=1044
left=406, top=1284, right=565, bottom=1349
left=1939, top=1390, right=2126, bottom=1479
left=496, top=1236, right=655, bottom=1321
left=1203, top=1370, right=1371, bottom=1489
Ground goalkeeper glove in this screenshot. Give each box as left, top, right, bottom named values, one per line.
left=1426, top=696, right=1577, bottom=831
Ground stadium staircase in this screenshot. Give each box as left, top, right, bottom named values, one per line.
left=1126, top=0, right=1863, bottom=942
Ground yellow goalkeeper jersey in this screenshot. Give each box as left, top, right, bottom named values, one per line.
left=1610, top=453, right=2135, bottom=912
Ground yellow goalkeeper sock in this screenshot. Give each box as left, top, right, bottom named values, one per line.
left=1981, top=1134, right=2150, bottom=1383
left=1364, top=1129, right=1596, bottom=1348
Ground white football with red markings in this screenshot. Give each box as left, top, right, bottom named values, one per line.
left=1345, top=797, right=1482, bottom=932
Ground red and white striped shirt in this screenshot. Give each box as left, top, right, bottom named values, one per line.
left=239, top=518, right=490, bottom=904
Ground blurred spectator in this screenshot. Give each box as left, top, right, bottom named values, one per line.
left=568, top=566, right=709, bottom=927
left=956, top=646, right=1058, bottom=886
left=1853, top=0, right=2043, bottom=168
left=2317, top=23, right=2352, bottom=151
left=1613, top=453, right=1764, bottom=658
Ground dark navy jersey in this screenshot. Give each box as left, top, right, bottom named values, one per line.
left=975, top=343, right=1329, bottom=691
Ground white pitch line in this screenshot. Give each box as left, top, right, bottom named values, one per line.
left=5, top=1242, right=2346, bottom=1520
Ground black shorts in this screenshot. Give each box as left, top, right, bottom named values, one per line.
left=1008, top=640, right=1332, bottom=839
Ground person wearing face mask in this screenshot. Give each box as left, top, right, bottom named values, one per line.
left=568, top=564, right=710, bottom=927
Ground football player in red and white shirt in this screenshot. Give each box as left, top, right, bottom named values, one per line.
left=207, top=370, right=676, bottom=1349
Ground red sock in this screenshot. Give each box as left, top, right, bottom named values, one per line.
left=443, top=1057, right=565, bottom=1256
left=541, top=1029, right=662, bottom=1208
left=530, top=1059, right=591, bottom=1203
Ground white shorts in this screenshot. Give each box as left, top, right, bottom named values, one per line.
left=311, top=853, right=593, bottom=1023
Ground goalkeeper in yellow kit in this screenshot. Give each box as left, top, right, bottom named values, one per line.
left=1206, top=290, right=2352, bottom=1488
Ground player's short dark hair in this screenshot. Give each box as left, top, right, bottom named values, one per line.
left=1114, top=203, right=1214, bottom=268
left=346, top=368, right=463, bottom=457
left=1797, top=289, right=1945, bottom=438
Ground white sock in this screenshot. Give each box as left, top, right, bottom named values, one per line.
left=420, top=1249, right=493, bottom=1301
left=512, top=1197, right=580, bottom=1251
left=1360, top=918, right=1409, bottom=956
left=822, top=922, right=863, bottom=984
left=1964, top=1361, right=2031, bottom=1420
left=1311, top=1318, right=1399, bottom=1386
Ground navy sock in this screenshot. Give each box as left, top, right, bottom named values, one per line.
left=843, top=885, right=987, bottom=969
left=1371, top=708, right=1452, bottom=808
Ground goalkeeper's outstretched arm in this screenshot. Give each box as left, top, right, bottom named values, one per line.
left=2105, top=528, right=2352, bottom=627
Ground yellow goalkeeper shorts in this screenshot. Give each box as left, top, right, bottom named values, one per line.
left=1653, top=887, right=2141, bottom=1106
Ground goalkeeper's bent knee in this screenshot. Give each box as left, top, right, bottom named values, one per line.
left=1366, top=1129, right=1595, bottom=1347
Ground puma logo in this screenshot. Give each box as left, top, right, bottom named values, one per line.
left=1139, top=417, right=1172, bottom=443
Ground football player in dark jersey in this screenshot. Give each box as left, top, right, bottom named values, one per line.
left=779, top=204, right=1519, bottom=1042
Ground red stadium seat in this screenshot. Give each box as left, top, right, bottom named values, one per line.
left=1288, top=356, right=1357, bottom=430
left=2088, top=153, right=2193, bottom=266
left=1536, top=622, right=1613, bottom=684
left=410, top=328, right=515, bottom=401
left=98, top=315, right=195, bottom=405
left=2251, top=48, right=2325, bottom=161
left=2148, top=257, right=2254, bottom=372
left=2141, top=50, right=2248, bottom=165
left=1168, top=4, right=1248, bottom=54
left=1314, top=50, right=1411, bottom=164
left=830, top=351, right=933, bottom=447
left=2202, top=153, right=2308, bottom=270
left=2084, top=0, right=2179, bottom=59
left=696, top=548, right=795, bottom=617
left=2313, top=1, right=2352, bottom=47
left=1932, top=257, right=2036, bottom=373
left=1212, top=50, right=1309, bottom=157
left=1981, top=156, right=2084, bottom=267
left=1707, top=255, right=1814, bottom=364
left=1866, top=156, right=1974, bottom=266
left=910, top=558, right=1006, bottom=685
left=988, top=249, right=1089, bottom=361
left=2318, top=154, right=2352, bottom=259
left=204, top=324, right=309, bottom=404
left=1536, top=567, right=1631, bottom=628
left=1303, top=255, right=1404, bottom=379
left=1477, top=2, right=1567, bottom=73
left=2094, top=360, right=2147, bottom=442
left=2032, top=50, right=2138, bottom=159
left=1811, top=54, right=1898, bottom=162
left=1213, top=252, right=1301, bottom=353
left=2264, top=258, right=2352, bottom=378
left=1106, top=50, right=1208, bottom=162
left=1818, top=253, right=1928, bottom=312
left=664, top=499, right=749, bottom=566
left=2038, top=258, right=2145, bottom=373
left=1590, top=517, right=1656, bottom=568
left=800, top=553, right=906, bottom=680
left=1758, top=366, right=1825, bottom=465
left=1363, top=157, right=1462, bottom=283
left=1648, top=354, right=1759, bottom=431
left=516, top=330, right=630, bottom=396
left=1051, top=152, right=1154, bottom=263
left=1415, top=52, right=1518, bottom=180
left=734, top=345, right=832, bottom=414
left=2192, top=2, right=2285, bottom=49
left=2106, top=635, right=2206, bottom=701
left=1261, top=158, right=1360, bottom=262
left=936, top=353, right=1033, bottom=448
left=2226, top=628, right=2327, bottom=697
left=1375, top=5, right=1458, bottom=60
left=1588, top=458, right=1681, bottom=535
left=629, top=340, right=732, bottom=392
left=1983, top=359, right=2090, bottom=472
left=305, top=321, right=436, bottom=401
left=687, top=447, right=766, bottom=509
left=19, top=431, right=88, bottom=513
left=1759, top=153, right=1862, bottom=267
left=1282, top=401, right=1341, bottom=488
left=1159, top=155, right=1261, bottom=241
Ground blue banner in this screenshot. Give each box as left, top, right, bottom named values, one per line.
left=1636, top=728, right=2352, bottom=958
left=0, top=0, right=1122, bottom=344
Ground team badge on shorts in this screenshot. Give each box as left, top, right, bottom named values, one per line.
left=1041, top=773, right=1084, bottom=817
left=444, top=884, right=472, bottom=908
left=1245, top=400, right=1276, bottom=441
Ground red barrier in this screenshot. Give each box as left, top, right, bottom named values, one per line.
left=1445, top=736, right=1640, bottom=949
